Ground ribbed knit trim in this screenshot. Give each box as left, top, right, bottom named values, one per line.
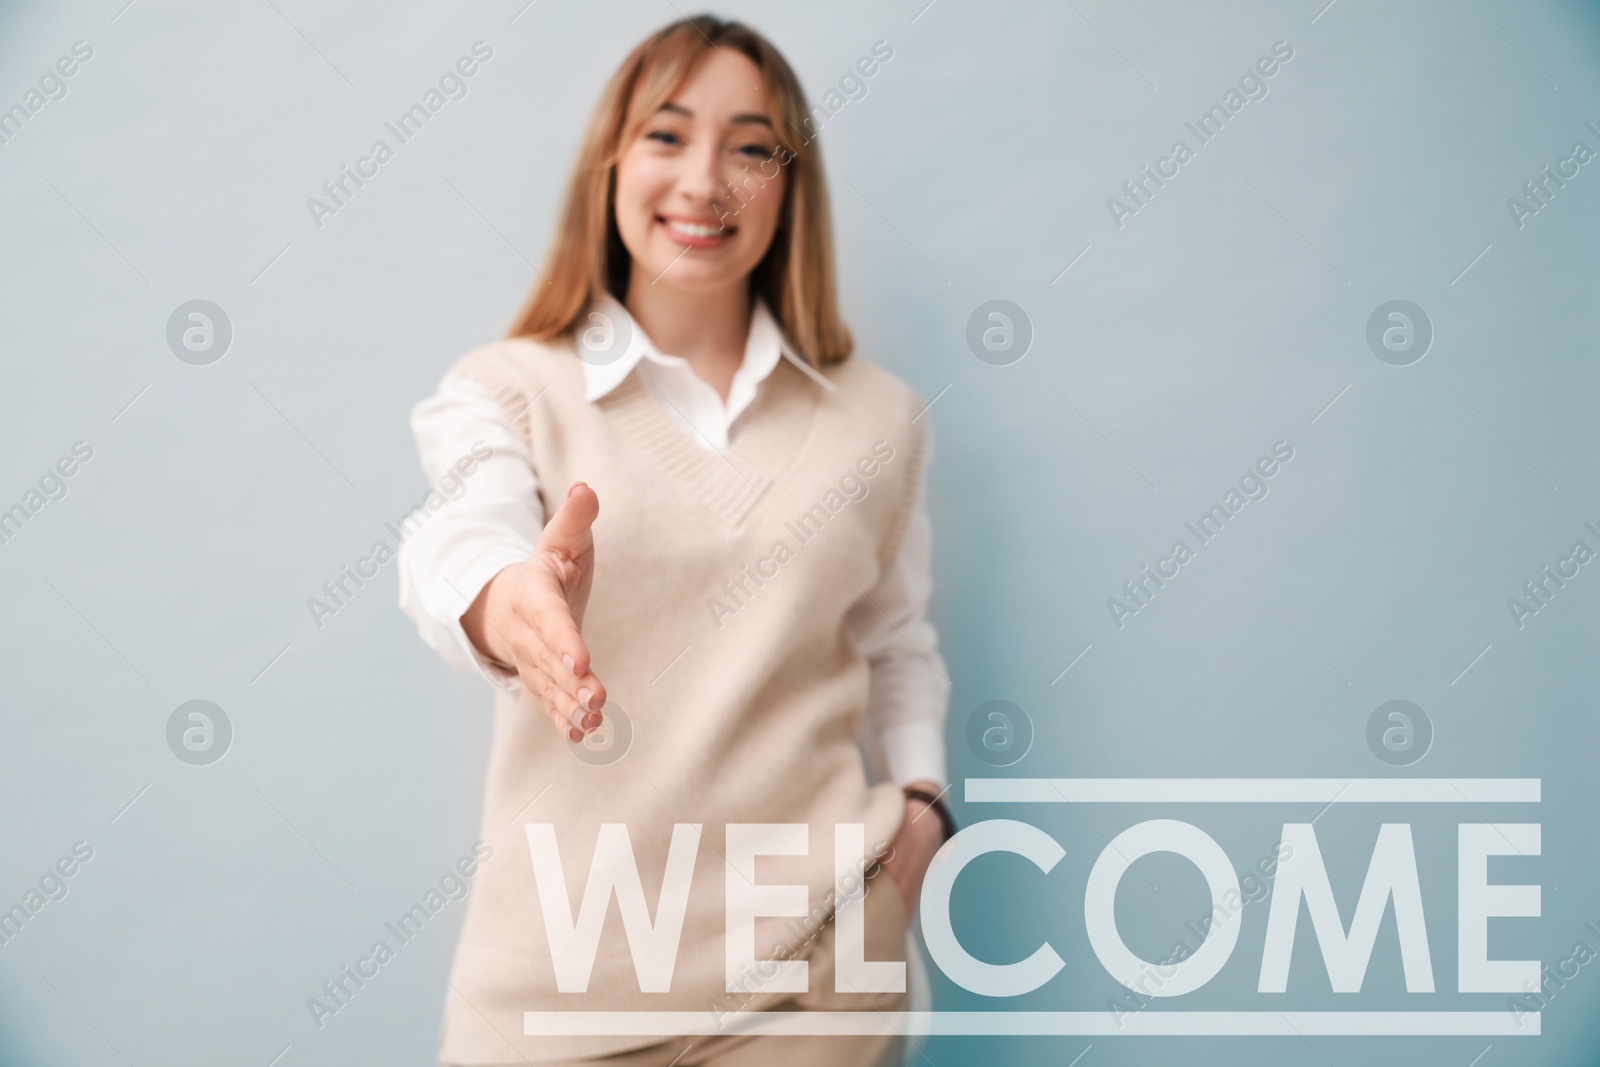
left=452, top=339, right=563, bottom=447
left=875, top=395, right=927, bottom=574
left=598, top=356, right=822, bottom=532
left=456, top=339, right=922, bottom=578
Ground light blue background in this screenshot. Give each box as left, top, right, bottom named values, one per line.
left=1, top=0, right=1597, bottom=1064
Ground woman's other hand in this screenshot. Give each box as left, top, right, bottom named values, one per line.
left=462, top=482, right=607, bottom=743
left=879, top=781, right=946, bottom=915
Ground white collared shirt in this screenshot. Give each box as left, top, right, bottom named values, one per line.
left=396, top=296, right=948, bottom=788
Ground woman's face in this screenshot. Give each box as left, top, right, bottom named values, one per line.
left=613, top=48, right=788, bottom=296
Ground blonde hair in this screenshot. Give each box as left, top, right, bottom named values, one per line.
left=506, top=14, right=852, bottom=367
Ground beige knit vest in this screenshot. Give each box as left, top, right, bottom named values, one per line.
left=435, top=331, right=927, bottom=1064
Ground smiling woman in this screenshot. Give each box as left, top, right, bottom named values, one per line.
left=397, top=13, right=951, bottom=1067
left=508, top=20, right=851, bottom=376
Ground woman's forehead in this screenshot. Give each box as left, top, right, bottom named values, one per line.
left=638, top=49, right=771, bottom=123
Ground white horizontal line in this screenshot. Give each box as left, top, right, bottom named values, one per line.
left=524, top=1011, right=1536, bottom=1037
left=964, top=779, right=1540, bottom=804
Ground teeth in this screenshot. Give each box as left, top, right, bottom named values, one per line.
left=666, top=219, right=724, bottom=237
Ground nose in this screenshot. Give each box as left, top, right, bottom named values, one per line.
left=674, top=137, right=727, bottom=212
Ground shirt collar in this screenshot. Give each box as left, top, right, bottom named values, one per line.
left=580, top=292, right=835, bottom=403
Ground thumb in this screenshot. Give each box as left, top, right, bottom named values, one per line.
left=538, top=481, right=599, bottom=557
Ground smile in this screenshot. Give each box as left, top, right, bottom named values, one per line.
left=659, top=215, right=733, bottom=247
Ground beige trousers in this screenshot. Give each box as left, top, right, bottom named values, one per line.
left=449, top=869, right=912, bottom=1067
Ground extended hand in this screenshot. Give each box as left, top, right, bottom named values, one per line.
left=463, top=482, right=607, bottom=743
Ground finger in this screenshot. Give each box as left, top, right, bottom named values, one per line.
left=517, top=659, right=575, bottom=739
left=537, top=634, right=606, bottom=728
left=536, top=481, right=599, bottom=563
left=508, top=562, right=598, bottom=687
left=509, top=617, right=604, bottom=738
left=524, top=655, right=604, bottom=739
left=508, top=636, right=588, bottom=739
left=530, top=603, right=607, bottom=715
left=504, top=580, right=606, bottom=717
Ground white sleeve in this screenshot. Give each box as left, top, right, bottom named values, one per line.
left=395, top=371, right=542, bottom=696
left=847, top=422, right=950, bottom=789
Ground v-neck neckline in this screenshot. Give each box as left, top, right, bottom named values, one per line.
left=597, top=356, right=824, bottom=532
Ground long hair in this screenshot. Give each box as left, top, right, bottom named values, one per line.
left=506, top=15, right=852, bottom=367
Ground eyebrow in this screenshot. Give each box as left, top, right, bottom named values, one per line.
left=658, top=102, right=773, bottom=129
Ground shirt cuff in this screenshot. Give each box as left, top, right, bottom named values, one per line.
left=878, top=722, right=948, bottom=791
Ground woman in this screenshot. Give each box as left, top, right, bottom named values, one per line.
left=397, top=15, right=950, bottom=1066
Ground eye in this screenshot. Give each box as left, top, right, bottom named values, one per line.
left=737, top=142, right=775, bottom=160
left=646, top=129, right=682, bottom=147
